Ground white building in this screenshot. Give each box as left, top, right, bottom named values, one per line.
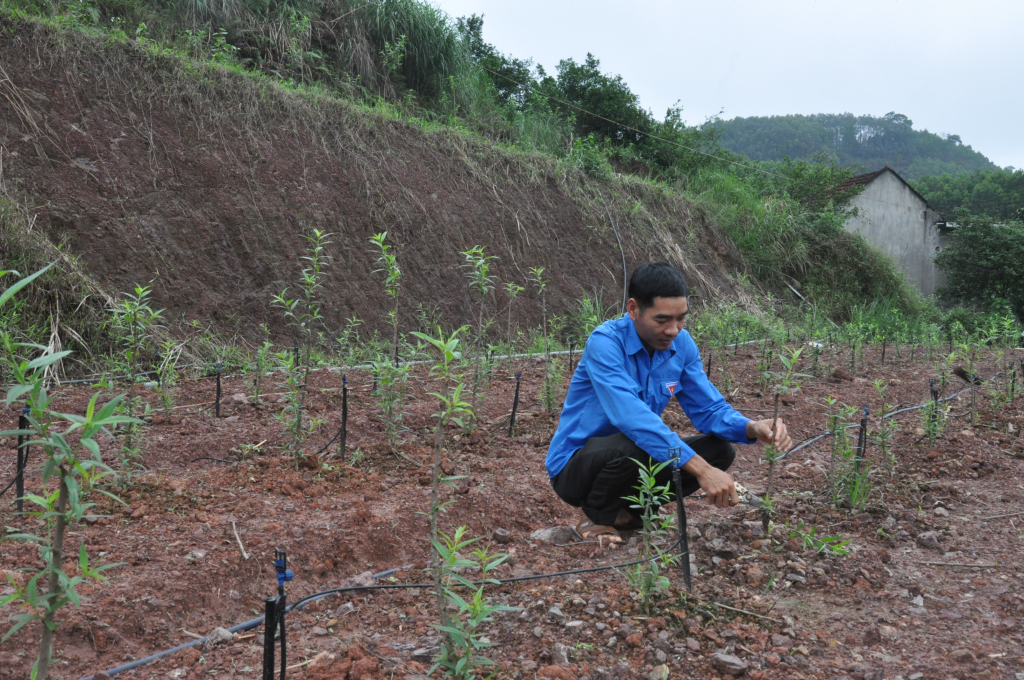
left=842, top=167, right=947, bottom=297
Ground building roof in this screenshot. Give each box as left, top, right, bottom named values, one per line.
left=839, top=166, right=937, bottom=212
left=839, top=167, right=889, bottom=189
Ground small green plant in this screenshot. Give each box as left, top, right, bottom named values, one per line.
left=410, top=327, right=474, bottom=639
left=503, top=281, right=525, bottom=351
left=825, top=396, right=859, bottom=509
left=621, top=457, right=678, bottom=614
left=847, top=465, right=873, bottom=512
left=370, top=232, right=401, bottom=363
left=0, top=266, right=131, bottom=680
left=230, top=441, right=265, bottom=460
left=922, top=395, right=945, bottom=447
left=787, top=521, right=850, bottom=556
left=108, top=284, right=163, bottom=402
left=108, top=285, right=163, bottom=482
left=530, top=268, right=560, bottom=412
left=335, top=316, right=363, bottom=369
left=871, top=380, right=899, bottom=479
left=153, top=339, right=182, bottom=414
left=461, top=246, right=497, bottom=432
left=956, top=338, right=984, bottom=429
left=112, top=397, right=150, bottom=486
left=380, top=33, right=408, bottom=73
left=68, top=0, right=100, bottom=26
left=762, top=346, right=805, bottom=532
left=211, top=27, right=238, bottom=63
left=273, top=229, right=332, bottom=370
left=756, top=339, right=773, bottom=388
left=431, top=526, right=517, bottom=679
left=571, top=291, right=609, bottom=339
left=810, top=342, right=823, bottom=377
left=181, top=27, right=208, bottom=59
left=273, top=230, right=331, bottom=462
left=371, top=358, right=410, bottom=453
left=250, top=327, right=273, bottom=406
left=275, top=348, right=305, bottom=460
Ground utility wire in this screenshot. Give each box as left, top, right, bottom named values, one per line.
left=480, top=65, right=1001, bottom=221
left=480, top=65, right=782, bottom=179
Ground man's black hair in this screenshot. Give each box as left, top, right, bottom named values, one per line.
left=628, top=262, right=689, bottom=310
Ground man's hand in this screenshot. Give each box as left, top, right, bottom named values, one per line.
left=681, top=454, right=738, bottom=508
left=746, top=418, right=792, bottom=451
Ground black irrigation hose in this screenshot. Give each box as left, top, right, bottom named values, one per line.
left=51, top=369, right=164, bottom=386
left=290, top=538, right=684, bottom=611
left=74, top=564, right=409, bottom=680
left=0, top=470, right=20, bottom=498
left=77, top=539, right=684, bottom=680
left=777, top=377, right=996, bottom=462
left=312, top=417, right=346, bottom=457
left=36, top=338, right=775, bottom=393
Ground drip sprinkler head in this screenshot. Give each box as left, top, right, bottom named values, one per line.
left=274, top=548, right=293, bottom=587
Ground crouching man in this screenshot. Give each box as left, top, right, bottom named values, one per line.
left=546, top=262, right=792, bottom=544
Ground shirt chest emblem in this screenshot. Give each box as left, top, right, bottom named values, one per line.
left=664, top=381, right=678, bottom=396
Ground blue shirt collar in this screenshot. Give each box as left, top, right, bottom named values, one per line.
left=624, top=317, right=646, bottom=356
left=623, top=317, right=678, bottom=359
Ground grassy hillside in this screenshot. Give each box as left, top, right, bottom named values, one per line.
left=714, top=113, right=998, bottom=180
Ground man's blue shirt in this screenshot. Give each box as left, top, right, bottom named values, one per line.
left=545, top=316, right=754, bottom=478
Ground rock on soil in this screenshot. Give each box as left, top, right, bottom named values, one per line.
left=538, top=665, right=577, bottom=680
left=530, top=526, right=576, bottom=544
left=648, top=665, right=669, bottom=680
left=201, top=627, right=233, bottom=650
left=711, top=652, right=749, bottom=676
left=916, top=531, right=941, bottom=550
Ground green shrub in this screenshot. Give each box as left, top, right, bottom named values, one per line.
left=935, top=214, right=1024, bottom=321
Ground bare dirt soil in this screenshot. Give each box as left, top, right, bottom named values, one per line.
left=2, top=343, right=1023, bottom=680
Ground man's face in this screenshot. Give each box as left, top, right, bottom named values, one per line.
left=627, top=296, right=689, bottom=352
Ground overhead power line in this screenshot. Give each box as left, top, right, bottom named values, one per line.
left=480, top=65, right=785, bottom=179
left=479, top=65, right=1014, bottom=222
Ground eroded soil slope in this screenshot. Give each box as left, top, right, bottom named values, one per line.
left=0, top=16, right=745, bottom=341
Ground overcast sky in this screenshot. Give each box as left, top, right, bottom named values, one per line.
left=433, top=0, right=1024, bottom=169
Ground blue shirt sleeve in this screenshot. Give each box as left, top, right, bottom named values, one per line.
left=585, top=332, right=696, bottom=467
left=675, top=334, right=755, bottom=444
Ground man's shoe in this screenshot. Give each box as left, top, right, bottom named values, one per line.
left=576, top=519, right=624, bottom=545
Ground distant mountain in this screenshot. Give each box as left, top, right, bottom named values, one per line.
left=713, top=112, right=998, bottom=180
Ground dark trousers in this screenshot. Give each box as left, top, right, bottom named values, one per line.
left=550, top=433, right=736, bottom=526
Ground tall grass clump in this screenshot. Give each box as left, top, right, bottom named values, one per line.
left=358, top=0, right=470, bottom=100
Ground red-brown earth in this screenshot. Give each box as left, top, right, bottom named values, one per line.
left=2, top=342, right=1023, bottom=680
